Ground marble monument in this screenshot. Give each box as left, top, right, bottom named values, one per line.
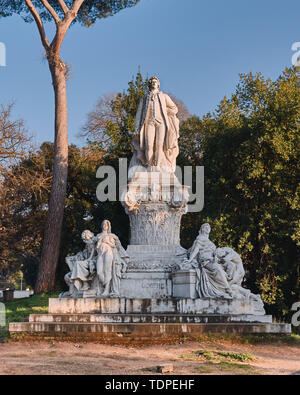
left=10, top=77, right=291, bottom=338
left=60, top=76, right=265, bottom=316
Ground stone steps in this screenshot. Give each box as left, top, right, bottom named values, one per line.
left=28, top=313, right=273, bottom=324
left=8, top=297, right=292, bottom=342
left=9, top=321, right=291, bottom=337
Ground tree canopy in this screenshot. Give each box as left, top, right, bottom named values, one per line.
left=0, top=0, right=140, bottom=26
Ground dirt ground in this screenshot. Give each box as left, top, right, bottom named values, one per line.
left=0, top=340, right=300, bottom=375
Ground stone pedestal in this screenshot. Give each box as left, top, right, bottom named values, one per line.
left=172, top=270, right=198, bottom=299
left=121, top=171, right=189, bottom=298
left=120, top=271, right=172, bottom=299
left=47, top=297, right=267, bottom=316
left=9, top=297, right=292, bottom=340
left=122, top=172, right=189, bottom=246
left=128, top=203, right=186, bottom=246
left=126, top=245, right=186, bottom=272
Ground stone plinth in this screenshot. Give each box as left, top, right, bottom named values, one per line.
left=9, top=298, right=292, bottom=339
left=121, top=171, right=189, bottom=275
left=122, top=172, right=189, bottom=247
left=172, top=270, right=198, bottom=298
left=27, top=313, right=273, bottom=324
left=9, top=322, right=291, bottom=341
left=126, top=245, right=186, bottom=272
left=128, top=203, right=186, bottom=245
left=121, top=271, right=172, bottom=298
left=48, top=297, right=266, bottom=316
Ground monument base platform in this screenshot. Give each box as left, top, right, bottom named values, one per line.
left=9, top=297, right=291, bottom=341
left=47, top=297, right=266, bottom=316
left=9, top=320, right=291, bottom=344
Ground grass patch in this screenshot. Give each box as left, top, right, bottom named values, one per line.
left=181, top=349, right=254, bottom=363
left=196, top=350, right=253, bottom=362
left=0, top=293, right=58, bottom=340
left=183, top=351, right=260, bottom=375
left=191, top=361, right=260, bottom=375
left=185, top=333, right=300, bottom=346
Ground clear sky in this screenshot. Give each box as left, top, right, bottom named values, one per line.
left=0, top=0, right=299, bottom=147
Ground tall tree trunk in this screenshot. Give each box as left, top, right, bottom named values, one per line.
left=35, top=54, right=68, bottom=293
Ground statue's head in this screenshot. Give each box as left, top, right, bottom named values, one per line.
left=199, top=223, right=211, bottom=235
left=216, top=247, right=226, bottom=260
left=148, top=76, right=160, bottom=90
left=101, top=219, right=111, bottom=233
left=81, top=230, right=94, bottom=244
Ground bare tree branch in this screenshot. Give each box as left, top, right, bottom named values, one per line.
left=57, top=0, right=69, bottom=15
left=39, top=0, right=61, bottom=24
left=51, top=0, right=85, bottom=54
left=0, top=104, right=31, bottom=169
left=24, top=0, right=50, bottom=50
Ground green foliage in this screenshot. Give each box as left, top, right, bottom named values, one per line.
left=0, top=141, right=103, bottom=288
left=192, top=361, right=259, bottom=375
left=0, top=292, right=57, bottom=339
left=181, top=349, right=254, bottom=362
left=0, top=142, right=53, bottom=280
left=0, top=1, right=141, bottom=27
left=187, top=68, right=300, bottom=318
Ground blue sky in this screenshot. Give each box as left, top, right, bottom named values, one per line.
left=0, top=0, right=299, bottom=147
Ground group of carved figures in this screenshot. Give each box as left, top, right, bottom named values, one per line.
left=61, top=220, right=129, bottom=298
left=62, top=218, right=261, bottom=304
left=181, top=223, right=262, bottom=303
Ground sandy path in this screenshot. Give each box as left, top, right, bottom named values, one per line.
left=0, top=340, right=299, bottom=375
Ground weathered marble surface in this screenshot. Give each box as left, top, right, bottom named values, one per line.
left=172, top=270, right=198, bottom=299
left=126, top=245, right=186, bottom=272
left=48, top=297, right=266, bottom=316
left=122, top=172, right=189, bottom=247
left=9, top=320, right=292, bottom=336
left=121, top=271, right=172, bottom=299
left=28, top=312, right=273, bottom=324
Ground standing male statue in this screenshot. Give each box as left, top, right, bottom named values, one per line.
left=129, top=77, right=180, bottom=177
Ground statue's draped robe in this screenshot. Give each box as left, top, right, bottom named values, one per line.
left=96, top=233, right=128, bottom=295
left=69, top=247, right=95, bottom=291
left=129, top=91, right=179, bottom=176
left=189, top=236, right=231, bottom=298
